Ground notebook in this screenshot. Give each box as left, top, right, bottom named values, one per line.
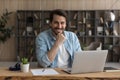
left=63, top=50, right=108, bottom=74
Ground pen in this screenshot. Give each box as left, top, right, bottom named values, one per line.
left=42, top=66, right=48, bottom=72
left=42, top=68, right=45, bottom=72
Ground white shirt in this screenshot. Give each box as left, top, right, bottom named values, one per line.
left=57, top=44, right=69, bottom=68
left=107, top=12, right=115, bottom=21
left=110, top=12, right=115, bottom=21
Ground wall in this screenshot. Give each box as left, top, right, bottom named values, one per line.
left=0, top=0, right=120, bottom=12
left=0, top=0, right=120, bottom=61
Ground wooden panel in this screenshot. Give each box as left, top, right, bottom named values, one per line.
left=0, top=0, right=120, bottom=11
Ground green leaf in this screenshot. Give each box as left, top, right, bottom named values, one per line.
left=21, top=57, right=28, bottom=64
left=0, top=9, right=13, bottom=43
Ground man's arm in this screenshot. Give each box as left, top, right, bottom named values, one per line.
left=36, top=33, right=66, bottom=67
left=47, top=33, right=66, bottom=62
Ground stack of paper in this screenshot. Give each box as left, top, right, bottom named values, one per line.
left=31, top=69, right=59, bottom=75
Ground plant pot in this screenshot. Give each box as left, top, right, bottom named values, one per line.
left=21, top=63, right=30, bottom=73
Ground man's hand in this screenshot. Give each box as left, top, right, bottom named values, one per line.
left=56, top=33, right=66, bottom=45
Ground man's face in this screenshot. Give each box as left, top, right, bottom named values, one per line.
left=50, top=14, right=66, bottom=35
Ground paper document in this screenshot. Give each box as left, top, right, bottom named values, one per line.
left=31, top=69, right=59, bottom=75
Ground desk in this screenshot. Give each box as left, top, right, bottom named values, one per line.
left=0, top=62, right=120, bottom=80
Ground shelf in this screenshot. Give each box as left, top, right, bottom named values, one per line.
left=16, top=10, right=120, bottom=62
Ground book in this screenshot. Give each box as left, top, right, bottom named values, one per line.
left=73, top=13, right=77, bottom=20
left=100, top=17, right=104, bottom=23
left=22, top=31, right=26, bottom=36
left=34, top=13, right=39, bottom=20
left=104, top=67, right=120, bottom=72
left=34, top=30, right=38, bottom=36
left=105, top=22, right=109, bottom=28
left=83, top=17, right=86, bottom=24
left=17, top=13, right=21, bottom=19
left=113, top=30, right=118, bottom=36
left=105, top=29, right=109, bottom=36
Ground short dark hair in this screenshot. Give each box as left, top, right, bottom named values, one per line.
left=49, top=9, right=67, bottom=22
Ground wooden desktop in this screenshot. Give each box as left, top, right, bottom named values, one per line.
left=0, top=62, right=120, bottom=80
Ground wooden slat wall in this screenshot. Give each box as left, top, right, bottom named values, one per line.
left=0, top=0, right=120, bottom=12
left=0, top=0, right=120, bottom=61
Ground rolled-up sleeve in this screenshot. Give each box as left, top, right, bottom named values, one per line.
left=36, top=34, right=52, bottom=67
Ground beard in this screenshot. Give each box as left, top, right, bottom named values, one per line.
left=52, top=28, right=65, bottom=35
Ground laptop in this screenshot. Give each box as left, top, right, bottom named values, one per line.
left=63, top=50, right=108, bottom=74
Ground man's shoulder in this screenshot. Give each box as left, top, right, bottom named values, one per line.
left=64, top=31, right=76, bottom=36
left=36, top=29, right=51, bottom=39
left=38, top=29, right=51, bottom=36
left=64, top=31, right=77, bottom=40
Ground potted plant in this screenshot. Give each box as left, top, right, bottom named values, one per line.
left=21, top=57, right=30, bottom=73
left=0, top=9, right=13, bottom=43
left=0, top=9, right=13, bottom=58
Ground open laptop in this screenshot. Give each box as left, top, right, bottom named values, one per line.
left=63, top=50, right=108, bottom=74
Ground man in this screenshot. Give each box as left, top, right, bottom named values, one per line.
left=36, top=9, right=82, bottom=68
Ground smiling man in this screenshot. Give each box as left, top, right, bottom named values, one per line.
left=36, top=9, right=82, bottom=68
